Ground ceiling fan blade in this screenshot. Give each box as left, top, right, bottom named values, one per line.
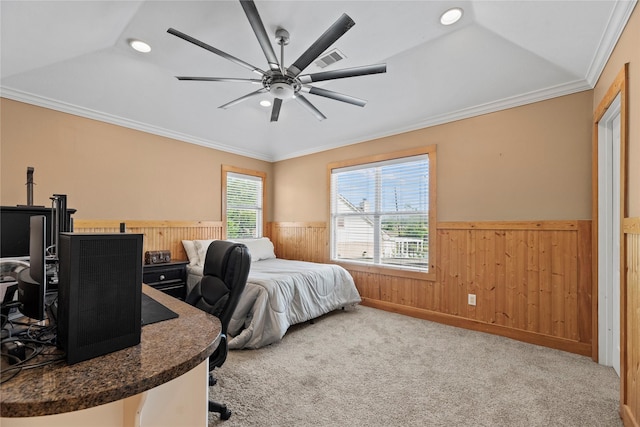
left=303, top=86, right=367, bottom=107
left=288, top=13, right=355, bottom=77
left=219, top=88, right=267, bottom=109
left=270, top=98, right=283, bottom=122
left=294, top=94, right=327, bottom=121
left=239, top=0, right=280, bottom=72
left=167, top=28, right=265, bottom=76
left=299, top=64, right=387, bottom=84
left=176, top=77, right=262, bottom=84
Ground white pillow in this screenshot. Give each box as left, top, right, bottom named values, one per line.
left=182, top=240, right=198, bottom=266
left=231, top=237, right=276, bottom=262
left=193, top=239, right=216, bottom=266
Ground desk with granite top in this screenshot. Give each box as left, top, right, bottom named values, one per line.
left=0, top=285, right=221, bottom=427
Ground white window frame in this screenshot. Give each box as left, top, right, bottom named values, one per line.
left=328, top=146, right=436, bottom=279
left=222, top=165, right=266, bottom=239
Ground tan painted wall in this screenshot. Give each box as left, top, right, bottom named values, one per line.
left=273, top=91, right=593, bottom=222
left=0, top=99, right=273, bottom=221
left=1, top=58, right=601, bottom=225
left=594, top=4, right=639, bottom=217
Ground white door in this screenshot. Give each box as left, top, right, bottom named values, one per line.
left=597, top=94, right=621, bottom=377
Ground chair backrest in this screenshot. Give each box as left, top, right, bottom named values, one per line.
left=186, top=240, right=251, bottom=334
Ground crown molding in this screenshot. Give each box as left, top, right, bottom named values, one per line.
left=0, top=87, right=273, bottom=162
left=276, top=78, right=592, bottom=161
left=585, top=0, right=637, bottom=86
left=2, top=77, right=592, bottom=163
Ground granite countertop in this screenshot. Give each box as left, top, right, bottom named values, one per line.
left=1, top=285, right=221, bottom=417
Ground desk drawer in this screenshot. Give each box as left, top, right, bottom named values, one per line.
left=151, top=282, right=185, bottom=300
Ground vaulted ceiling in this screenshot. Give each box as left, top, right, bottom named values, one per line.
left=1, top=1, right=636, bottom=161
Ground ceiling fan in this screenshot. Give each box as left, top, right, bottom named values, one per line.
left=167, top=0, right=386, bottom=122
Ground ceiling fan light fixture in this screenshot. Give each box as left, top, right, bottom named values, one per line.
left=260, top=99, right=272, bottom=107
left=168, top=0, right=387, bottom=122
left=128, top=39, right=151, bottom=53
left=440, top=8, right=463, bottom=26
left=271, top=82, right=295, bottom=99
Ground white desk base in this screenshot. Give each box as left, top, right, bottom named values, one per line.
left=1, top=359, right=209, bottom=427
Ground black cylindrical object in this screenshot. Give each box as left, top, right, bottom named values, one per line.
left=26, top=167, right=34, bottom=206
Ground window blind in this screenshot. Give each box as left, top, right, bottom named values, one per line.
left=226, top=172, right=263, bottom=238
left=330, top=154, right=429, bottom=271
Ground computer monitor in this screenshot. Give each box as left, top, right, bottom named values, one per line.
left=0, top=204, right=75, bottom=258
left=16, top=216, right=47, bottom=320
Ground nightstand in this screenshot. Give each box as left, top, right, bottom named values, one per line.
left=143, top=260, right=189, bottom=300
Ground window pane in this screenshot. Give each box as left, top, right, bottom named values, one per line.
left=227, top=208, right=258, bottom=238
left=380, top=214, right=429, bottom=268
left=380, top=160, right=429, bottom=213
left=333, top=214, right=375, bottom=263
left=226, top=171, right=263, bottom=239
left=331, top=154, right=430, bottom=272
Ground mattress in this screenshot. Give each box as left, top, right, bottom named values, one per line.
left=187, top=258, right=361, bottom=349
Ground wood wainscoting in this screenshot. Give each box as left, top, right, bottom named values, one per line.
left=72, top=219, right=595, bottom=357
left=270, top=220, right=593, bottom=356
left=623, top=217, right=640, bottom=427
left=267, top=222, right=329, bottom=263
left=73, top=220, right=224, bottom=261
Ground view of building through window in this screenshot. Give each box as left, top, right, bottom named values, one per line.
left=330, top=154, right=430, bottom=272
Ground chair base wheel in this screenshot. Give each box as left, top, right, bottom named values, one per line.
left=220, top=408, right=232, bottom=420
left=209, top=400, right=232, bottom=420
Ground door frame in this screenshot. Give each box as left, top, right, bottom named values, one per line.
left=597, top=92, right=621, bottom=373
left=592, top=63, right=628, bottom=412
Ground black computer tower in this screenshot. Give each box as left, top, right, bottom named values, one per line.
left=57, top=233, right=143, bottom=364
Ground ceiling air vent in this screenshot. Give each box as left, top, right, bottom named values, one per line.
left=314, top=48, right=346, bottom=68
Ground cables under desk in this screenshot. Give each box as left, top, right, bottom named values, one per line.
left=1, top=304, right=65, bottom=384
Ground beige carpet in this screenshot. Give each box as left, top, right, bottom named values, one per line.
left=209, top=305, right=621, bottom=427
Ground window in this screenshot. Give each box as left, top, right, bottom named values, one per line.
left=329, top=146, right=436, bottom=274
left=223, top=165, right=266, bottom=239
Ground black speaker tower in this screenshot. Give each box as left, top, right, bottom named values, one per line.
left=57, top=233, right=143, bottom=364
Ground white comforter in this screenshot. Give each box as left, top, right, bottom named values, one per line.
left=187, top=258, right=361, bottom=349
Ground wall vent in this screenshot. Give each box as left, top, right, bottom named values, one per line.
left=314, top=49, right=346, bottom=68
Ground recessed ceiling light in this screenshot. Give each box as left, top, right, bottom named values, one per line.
left=128, top=39, right=151, bottom=53
left=260, top=99, right=272, bottom=107
left=440, top=8, right=463, bottom=26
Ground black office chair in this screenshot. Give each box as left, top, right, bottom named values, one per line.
left=185, top=240, right=251, bottom=420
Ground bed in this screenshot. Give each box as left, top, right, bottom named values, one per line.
left=182, top=237, right=361, bottom=349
